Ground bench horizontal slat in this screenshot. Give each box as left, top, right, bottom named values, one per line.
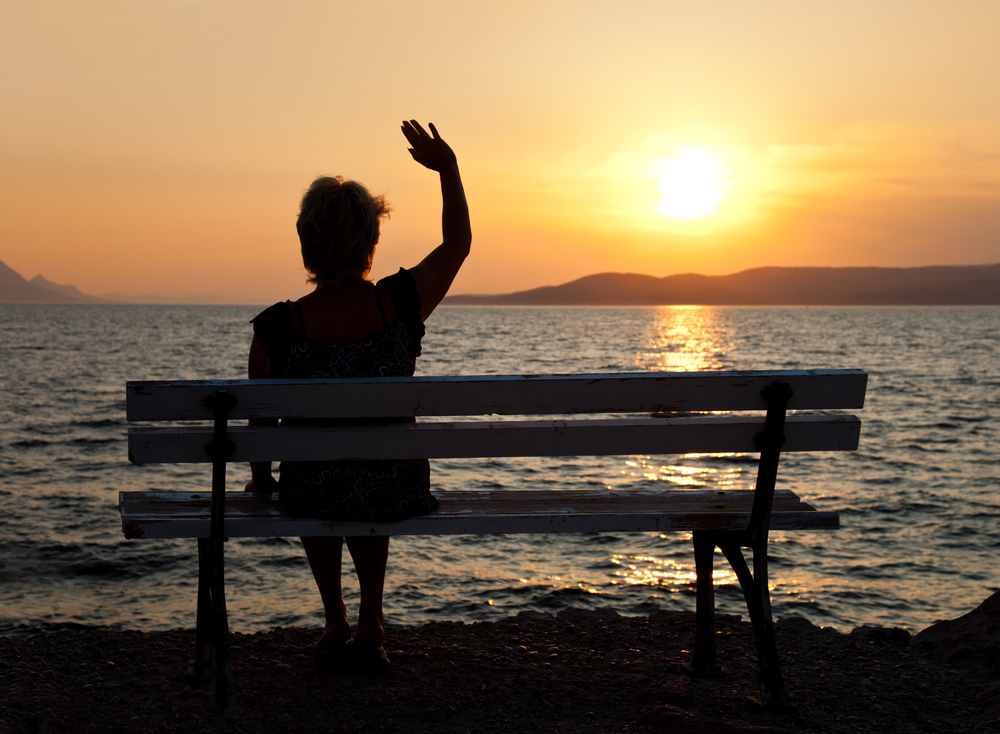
left=128, top=414, right=861, bottom=464
left=126, top=370, right=868, bottom=421
left=119, top=489, right=840, bottom=539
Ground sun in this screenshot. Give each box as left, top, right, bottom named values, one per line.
left=654, top=147, right=729, bottom=220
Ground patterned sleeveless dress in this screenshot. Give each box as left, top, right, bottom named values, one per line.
left=250, top=268, right=437, bottom=522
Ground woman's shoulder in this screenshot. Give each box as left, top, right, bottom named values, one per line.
left=251, top=301, right=289, bottom=322
left=250, top=302, right=294, bottom=346
left=377, top=268, right=423, bottom=319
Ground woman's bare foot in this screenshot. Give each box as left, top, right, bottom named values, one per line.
left=354, top=603, right=384, bottom=646
left=353, top=623, right=384, bottom=646
left=317, top=600, right=352, bottom=648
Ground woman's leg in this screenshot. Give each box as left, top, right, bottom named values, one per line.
left=301, top=536, right=351, bottom=647
left=345, top=535, right=390, bottom=645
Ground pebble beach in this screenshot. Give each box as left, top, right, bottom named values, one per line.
left=3, top=593, right=999, bottom=734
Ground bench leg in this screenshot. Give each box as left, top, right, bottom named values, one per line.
left=203, top=390, right=238, bottom=716
left=689, top=531, right=724, bottom=677
left=207, top=537, right=237, bottom=716
left=194, top=538, right=212, bottom=678
left=719, top=542, right=794, bottom=712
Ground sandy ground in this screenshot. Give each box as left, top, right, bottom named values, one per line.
left=3, top=596, right=1000, bottom=734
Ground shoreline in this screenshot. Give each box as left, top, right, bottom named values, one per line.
left=3, top=595, right=999, bottom=733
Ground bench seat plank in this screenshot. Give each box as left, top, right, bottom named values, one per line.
left=126, top=370, right=868, bottom=421
left=129, top=414, right=862, bottom=464
left=119, top=488, right=839, bottom=539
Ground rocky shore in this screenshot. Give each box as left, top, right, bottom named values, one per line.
left=3, top=593, right=999, bottom=734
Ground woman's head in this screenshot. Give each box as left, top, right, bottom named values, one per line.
left=296, top=176, right=392, bottom=285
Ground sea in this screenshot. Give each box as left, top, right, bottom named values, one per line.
left=1, top=304, right=998, bottom=638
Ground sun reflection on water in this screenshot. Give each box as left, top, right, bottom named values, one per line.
left=611, top=553, right=739, bottom=589
left=619, top=454, right=753, bottom=489
left=626, top=305, right=756, bottom=489
left=635, top=305, right=736, bottom=372
left=614, top=305, right=749, bottom=589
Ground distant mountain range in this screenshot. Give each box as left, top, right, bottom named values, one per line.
left=0, top=259, right=244, bottom=304
left=445, top=263, right=1000, bottom=306
left=4, top=257, right=999, bottom=306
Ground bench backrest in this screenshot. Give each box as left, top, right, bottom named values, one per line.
left=128, top=369, right=866, bottom=419
left=127, top=370, right=867, bottom=465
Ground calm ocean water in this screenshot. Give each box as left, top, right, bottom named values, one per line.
left=1, top=304, right=998, bottom=637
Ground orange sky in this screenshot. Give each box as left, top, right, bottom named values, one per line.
left=2, top=1, right=999, bottom=302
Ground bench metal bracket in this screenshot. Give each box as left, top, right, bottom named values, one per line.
left=689, top=381, right=796, bottom=712
left=194, top=390, right=238, bottom=716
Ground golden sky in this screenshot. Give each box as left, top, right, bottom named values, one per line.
left=2, top=1, right=999, bottom=301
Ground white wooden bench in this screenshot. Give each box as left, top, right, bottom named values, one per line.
left=121, top=369, right=867, bottom=715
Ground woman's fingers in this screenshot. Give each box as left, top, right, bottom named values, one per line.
left=404, top=120, right=430, bottom=143
left=401, top=121, right=421, bottom=142
left=401, top=121, right=421, bottom=145
left=403, top=120, right=440, bottom=148
left=402, top=120, right=454, bottom=171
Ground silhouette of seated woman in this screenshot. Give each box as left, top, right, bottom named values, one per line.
left=246, top=121, right=471, bottom=672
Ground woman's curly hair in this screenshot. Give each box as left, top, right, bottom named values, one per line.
left=296, top=176, right=392, bottom=286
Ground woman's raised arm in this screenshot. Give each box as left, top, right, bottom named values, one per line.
left=401, top=120, right=472, bottom=321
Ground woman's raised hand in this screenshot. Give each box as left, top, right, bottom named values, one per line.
left=400, top=119, right=470, bottom=322
left=402, top=120, right=458, bottom=172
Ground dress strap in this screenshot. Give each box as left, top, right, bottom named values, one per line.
left=293, top=301, right=308, bottom=339
left=375, top=285, right=389, bottom=329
